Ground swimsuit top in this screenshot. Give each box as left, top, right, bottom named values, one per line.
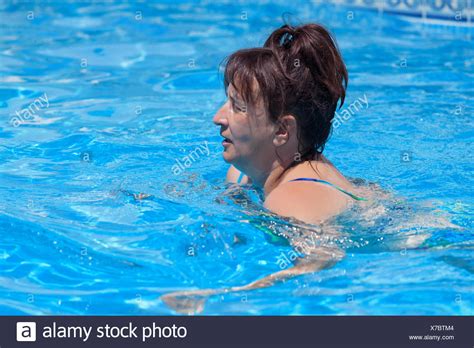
left=237, top=172, right=366, bottom=201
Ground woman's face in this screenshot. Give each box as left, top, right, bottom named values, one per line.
left=213, top=84, right=276, bottom=172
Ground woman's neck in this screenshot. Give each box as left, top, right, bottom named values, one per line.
left=255, top=155, right=326, bottom=197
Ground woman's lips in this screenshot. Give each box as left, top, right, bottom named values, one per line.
left=221, top=134, right=233, bottom=145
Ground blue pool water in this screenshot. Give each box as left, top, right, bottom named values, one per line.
left=0, top=1, right=472, bottom=315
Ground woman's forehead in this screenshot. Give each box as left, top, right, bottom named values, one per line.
left=228, top=79, right=259, bottom=102
left=227, top=84, right=242, bottom=99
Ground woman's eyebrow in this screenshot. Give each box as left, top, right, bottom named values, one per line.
left=229, top=95, right=243, bottom=106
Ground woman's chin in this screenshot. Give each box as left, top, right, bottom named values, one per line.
left=222, top=151, right=234, bottom=163
left=222, top=147, right=240, bottom=164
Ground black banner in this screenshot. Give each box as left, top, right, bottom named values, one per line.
left=1, top=316, right=472, bottom=348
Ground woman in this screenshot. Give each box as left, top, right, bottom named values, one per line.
left=161, top=23, right=366, bottom=313
left=219, top=23, right=366, bottom=225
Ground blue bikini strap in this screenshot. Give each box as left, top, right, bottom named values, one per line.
left=288, top=178, right=367, bottom=201
left=236, top=171, right=245, bottom=184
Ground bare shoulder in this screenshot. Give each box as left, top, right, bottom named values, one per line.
left=263, top=181, right=351, bottom=224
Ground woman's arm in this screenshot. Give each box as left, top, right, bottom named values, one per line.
left=160, top=246, right=344, bottom=314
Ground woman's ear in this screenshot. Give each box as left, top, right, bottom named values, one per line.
left=273, top=115, right=297, bottom=147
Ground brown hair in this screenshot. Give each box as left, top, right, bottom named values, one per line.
left=223, top=23, right=348, bottom=164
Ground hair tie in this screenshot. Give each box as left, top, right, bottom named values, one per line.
left=280, top=26, right=297, bottom=48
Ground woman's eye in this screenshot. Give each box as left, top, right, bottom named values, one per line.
left=234, top=104, right=246, bottom=113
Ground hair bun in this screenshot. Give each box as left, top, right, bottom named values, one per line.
left=264, top=23, right=348, bottom=108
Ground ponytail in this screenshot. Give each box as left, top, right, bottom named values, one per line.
left=264, top=24, right=348, bottom=108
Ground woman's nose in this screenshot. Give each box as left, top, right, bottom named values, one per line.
left=213, top=102, right=229, bottom=126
